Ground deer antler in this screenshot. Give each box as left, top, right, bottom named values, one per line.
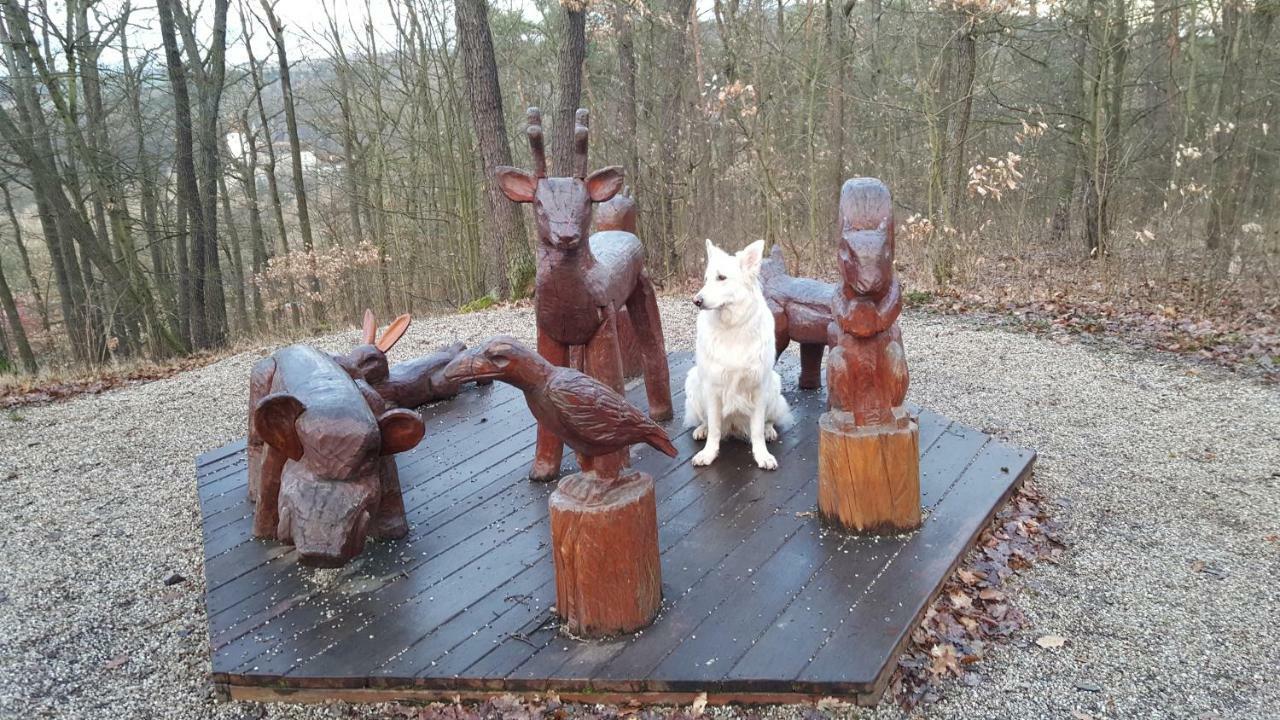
left=573, top=108, right=590, bottom=179
left=526, top=107, right=547, bottom=178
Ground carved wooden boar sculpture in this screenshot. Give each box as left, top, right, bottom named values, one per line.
left=247, top=344, right=425, bottom=567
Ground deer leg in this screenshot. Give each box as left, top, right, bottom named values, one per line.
left=531, top=329, right=568, bottom=482
left=584, top=303, right=631, bottom=472
left=585, top=303, right=625, bottom=395
left=252, top=447, right=285, bottom=539
left=625, top=273, right=673, bottom=421
left=798, top=342, right=825, bottom=389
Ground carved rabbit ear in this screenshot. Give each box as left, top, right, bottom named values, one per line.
left=361, top=309, right=377, bottom=345
left=378, top=408, right=425, bottom=456
left=495, top=166, right=537, bottom=203
left=254, top=392, right=306, bottom=461
left=738, top=240, right=766, bottom=274
left=377, top=314, right=411, bottom=353
left=584, top=166, right=624, bottom=202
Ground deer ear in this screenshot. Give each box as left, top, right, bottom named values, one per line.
left=254, top=392, right=306, bottom=461
left=378, top=408, right=425, bottom=455
left=361, top=309, right=377, bottom=345
left=495, top=166, right=537, bottom=203
left=377, top=314, right=411, bottom=352
left=585, top=166, right=624, bottom=202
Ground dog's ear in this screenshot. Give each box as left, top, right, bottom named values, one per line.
left=738, top=240, right=765, bottom=276
left=705, top=238, right=716, bottom=258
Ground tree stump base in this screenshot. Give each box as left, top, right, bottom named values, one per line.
left=549, top=470, right=662, bottom=637
left=817, top=407, right=921, bottom=534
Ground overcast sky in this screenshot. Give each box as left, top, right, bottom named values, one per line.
left=85, top=0, right=538, bottom=68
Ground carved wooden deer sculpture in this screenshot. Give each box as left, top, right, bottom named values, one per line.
left=496, top=107, right=672, bottom=482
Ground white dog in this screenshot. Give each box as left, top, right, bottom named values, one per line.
left=685, top=239, right=793, bottom=470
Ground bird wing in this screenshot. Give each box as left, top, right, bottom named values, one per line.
left=546, top=372, right=674, bottom=455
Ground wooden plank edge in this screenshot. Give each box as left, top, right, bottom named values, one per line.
left=221, top=683, right=880, bottom=707
left=856, top=449, right=1036, bottom=706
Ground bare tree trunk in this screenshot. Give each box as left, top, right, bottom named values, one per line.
left=614, top=1, right=640, bottom=186
left=552, top=1, right=587, bottom=175
left=1, top=183, right=48, bottom=330
left=455, top=0, right=531, bottom=297
left=944, top=16, right=977, bottom=228
left=0, top=250, right=36, bottom=373
left=156, top=0, right=209, bottom=348
left=1050, top=3, right=1088, bottom=247
left=656, top=0, right=695, bottom=278
left=260, top=0, right=322, bottom=321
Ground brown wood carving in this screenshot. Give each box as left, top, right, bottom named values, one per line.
left=443, top=336, right=675, bottom=636
left=591, top=190, right=644, bottom=379
left=818, top=178, right=920, bottom=534
left=760, top=246, right=836, bottom=389
left=495, top=107, right=671, bottom=482
left=247, top=344, right=425, bottom=567
left=332, top=309, right=470, bottom=409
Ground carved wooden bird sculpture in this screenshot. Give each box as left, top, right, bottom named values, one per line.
left=443, top=336, right=677, bottom=474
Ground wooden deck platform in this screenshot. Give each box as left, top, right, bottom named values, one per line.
left=196, top=352, right=1034, bottom=706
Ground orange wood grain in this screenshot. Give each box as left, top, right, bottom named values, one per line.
left=817, top=408, right=921, bottom=534
left=549, top=471, right=662, bottom=637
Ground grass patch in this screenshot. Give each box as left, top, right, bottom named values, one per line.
left=459, top=295, right=498, bottom=314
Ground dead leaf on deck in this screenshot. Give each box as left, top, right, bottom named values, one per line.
left=689, top=691, right=707, bottom=716
left=1035, top=634, right=1068, bottom=649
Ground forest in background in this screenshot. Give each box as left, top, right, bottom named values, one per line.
left=0, top=0, right=1276, bottom=377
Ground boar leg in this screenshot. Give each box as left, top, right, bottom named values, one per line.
left=372, top=457, right=409, bottom=539
left=247, top=356, right=276, bottom=502
left=798, top=343, right=825, bottom=389
left=252, top=446, right=286, bottom=539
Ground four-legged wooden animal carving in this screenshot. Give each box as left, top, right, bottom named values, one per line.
left=495, top=107, right=671, bottom=482
left=760, top=246, right=836, bottom=389
left=443, top=337, right=675, bottom=636
left=819, top=178, right=919, bottom=534
left=247, top=344, right=425, bottom=566
left=332, top=309, right=469, bottom=409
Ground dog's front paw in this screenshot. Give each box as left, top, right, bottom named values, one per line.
left=692, top=424, right=708, bottom=440
left=692, top=447, right=719, bottom=466
left=764, top=424, right=778, bottom=442
left=753, top=448, right=778, bottom=470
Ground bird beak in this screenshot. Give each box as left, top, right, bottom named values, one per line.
left=442, top=348, right=503, bottom=383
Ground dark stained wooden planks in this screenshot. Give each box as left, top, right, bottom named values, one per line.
left=196, top=351, right=1034, bottom=705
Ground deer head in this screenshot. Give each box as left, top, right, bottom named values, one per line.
left=495, top=108, right=624, bottom=251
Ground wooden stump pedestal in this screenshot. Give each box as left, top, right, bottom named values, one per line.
left=549, top=470, right=662, bottom=637
left=817, top=406, right=922, bottom=534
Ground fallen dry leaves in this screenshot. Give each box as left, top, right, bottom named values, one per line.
left=906, top=286, right=1278, bottom=383
left=0, top=352, right=223, bottom=409
left=891, top=482, right=1065, bottom=708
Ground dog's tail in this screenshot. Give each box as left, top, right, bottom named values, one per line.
left=770, top=370, right=795, bottom=428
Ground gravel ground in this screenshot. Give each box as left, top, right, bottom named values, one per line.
left=1, top=298, right=1277, bottom=720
